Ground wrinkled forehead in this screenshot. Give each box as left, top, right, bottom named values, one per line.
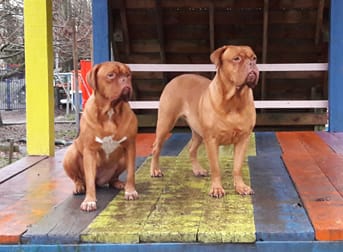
left=98, top=62, right=131, bottom=76
left=223, top=46, right=256, bottom=58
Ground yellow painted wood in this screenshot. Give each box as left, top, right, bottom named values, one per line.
left=82, top=134, right=256, bottom=243
left=81, top=157, right=176, bottom=243
left=24, top=0, right=55, bottom=156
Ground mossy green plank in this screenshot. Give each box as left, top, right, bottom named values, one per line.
left=198, top=160, right=255, bottom=243
left=81, top=133, right=256, bottom=244
left=80, top=157, right=176, bottom=244
left=198, top=156, right=255, bottom=242
left=140, top=155, right=208, bottom=242
left=178, top=133, right=256, bottom=160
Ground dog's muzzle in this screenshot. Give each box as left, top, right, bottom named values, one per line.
left=120, top=86, right=132, bottom=102
left=246, top=71, right=259, bottom=89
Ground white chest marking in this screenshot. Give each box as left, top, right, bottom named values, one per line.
left=95, top=136, right=127, bottom=159
left=107, top=108, right=114, bottom=119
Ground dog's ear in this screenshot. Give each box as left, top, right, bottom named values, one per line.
left=86, top=63, right=101, bottom=92
left=210, top=46, right=228, bottom=67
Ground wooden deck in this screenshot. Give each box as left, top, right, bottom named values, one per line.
left=1, top=132, right=343, bottom=251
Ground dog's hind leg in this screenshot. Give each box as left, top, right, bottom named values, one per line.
left=150, top=111, right=178, bottom=177
left=63, top=145, right=86, bottom=195
left=189, top=131, right=208, bottom=176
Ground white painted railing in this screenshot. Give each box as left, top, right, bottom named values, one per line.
left=128, top=63, right=328, bottom=110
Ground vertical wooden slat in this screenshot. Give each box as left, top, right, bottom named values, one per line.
left=315, top=0, right=325, bottom=45
left=119, top=0, right=131, bottom=55
left=209, top=1, right=215, bottom=52
left=261, top=0, right=269, bottom=101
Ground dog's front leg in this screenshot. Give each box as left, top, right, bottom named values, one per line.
left=81, top=149, right=98, bottom=211
left=233, top=136, right=254, bottom=195
left=204, top=138, right=225, bottom=198
left=124, top=140, right=139, bottom=200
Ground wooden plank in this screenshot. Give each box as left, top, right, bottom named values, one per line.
left=82, top=136, right=256, bottom=243
left=249, top=156, right=314, bottom=241
left=160, top=133, right=191, bottom=156
left=317, top=132, right=343, bottom=154
left=0, top=149, right=73, bottom=244
left=282, top=152, right=343, bottom=241
left=277, top=131, right=333, bottom=156
left=21, top=188, right=118, bottom=244
left=4, top=241, right=343, bottom=252
left=128, top=63, right=328, bottom=72
left=0, top=156, right=47, bottom=184
left=22, top=132, right=157, bottom=244
left=136, top=113, right=327, bottom=130
left=255, top=132, right=281, bottom=156
left=135, top=133, right=158, bottom=157
left=81, top=157, right=175, bottom=243
left=314, top=153, right=343, bottom=197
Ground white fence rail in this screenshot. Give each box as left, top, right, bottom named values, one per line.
left=128, top=63, right=329, bottom=110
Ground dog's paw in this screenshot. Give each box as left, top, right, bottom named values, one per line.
left=209, top=186, right=226, bottom=198
left=80, top=200, right=97, bottom=212
left=125, top=190, right=139, bottom=200
left=110, top=180, right=125, bottom=190
left=235, top=184, right=254, bottom=195
left=192, top=168, right=209, bottom=177
left=73, top=182, right=86, bottom=195
left=150, top=168, right=164, bottom=177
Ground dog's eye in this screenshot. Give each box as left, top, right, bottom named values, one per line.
left=252, top=56, right=257, bottom=61
left=107, top=73, right=116, bottom=79
left=233, top=56, right=241, bottom=62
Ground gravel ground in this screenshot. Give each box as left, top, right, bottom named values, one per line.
left=0, top=109, right=78, bottom=168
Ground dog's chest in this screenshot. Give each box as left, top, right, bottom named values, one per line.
left=95, top=135, right=127, bottom=159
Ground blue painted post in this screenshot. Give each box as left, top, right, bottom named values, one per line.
left=92, top=0, right=111, bottom=64
left=329, top=0, right=343, bottom=132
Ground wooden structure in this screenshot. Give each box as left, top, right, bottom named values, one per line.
left=2, top=0, right=342, bottom=251
left=92, top=0, right=333, bottom=131
left=1, top=132, right=343, bottom=251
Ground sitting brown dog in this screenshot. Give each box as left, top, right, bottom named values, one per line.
left=63, top=61, right=138, bottom=212
left=150, top=45, right=259, bottom=198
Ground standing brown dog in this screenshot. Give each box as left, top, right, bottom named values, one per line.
left=150, top=45, right=259, bottom=198
left=63, top=61, right=138, bottom=212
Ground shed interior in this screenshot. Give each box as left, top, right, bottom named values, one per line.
left=108, top=0, right=329, bottom=131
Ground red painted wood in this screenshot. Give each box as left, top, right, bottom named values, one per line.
left=282, top=152, right=343, bottom=240
left=0, top=149, right=73, bottom=244
left=278, top=132, right=343, bottom=241
left=136, top=133, right=171, bottom=157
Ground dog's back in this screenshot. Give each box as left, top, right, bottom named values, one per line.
left=157, top=74, right=210, bottom=132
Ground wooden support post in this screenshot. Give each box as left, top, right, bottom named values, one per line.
left=24, top=0, right=55, bottom=156
left=261, top=0, right=269, bottom=101
left=328, top=0, right=343, bottom=132
left=92, top=0, right=111, bottom=64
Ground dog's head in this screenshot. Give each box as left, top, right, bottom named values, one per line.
left=86, top=61, right=132, bottom=102
left=210, top=45, right=259, bottom=89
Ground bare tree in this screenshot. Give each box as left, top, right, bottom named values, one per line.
left=0, top=0, right=92, bottom=76
left=53, top=0, right=92, bottom=72
left=0, top=0, right=24, bottom=79
left=0, top=0, right=92, bottom=125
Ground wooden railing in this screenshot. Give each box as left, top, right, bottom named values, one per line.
left=127, top=63, right=328, bottom=129
left=128, top=63, right=328, bottom=110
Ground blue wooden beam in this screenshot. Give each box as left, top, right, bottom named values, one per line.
left=328, top=0, right=343, bottom=132
left=92, top=0, right=110, bottom=64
